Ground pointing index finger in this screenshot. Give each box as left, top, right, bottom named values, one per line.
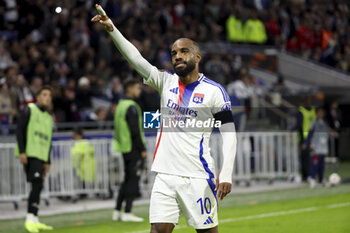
left=95, top=4, right=106, bottom=16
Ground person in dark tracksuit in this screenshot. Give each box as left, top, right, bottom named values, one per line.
left=15, top=86, right=54, bottom=233
left=306, top=107, right=329, bottom=188
left=113, top=78, right=147, bottom=222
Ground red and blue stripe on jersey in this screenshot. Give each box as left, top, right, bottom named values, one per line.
left=178, top=79, right=200, bottom=107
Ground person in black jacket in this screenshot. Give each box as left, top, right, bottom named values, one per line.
left=16, top=86, right=54, bottom=233
left=113, top=78, right=147, bottom=222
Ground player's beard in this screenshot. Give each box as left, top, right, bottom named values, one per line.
left=173, top=58, right=196, bottom=78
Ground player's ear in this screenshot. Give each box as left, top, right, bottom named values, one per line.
left=196, top=53, right=201, bottom=63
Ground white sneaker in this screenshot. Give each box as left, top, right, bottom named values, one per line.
left=309, top=178, right=316, bottom=189
left=121, top=213, right=144, bottom=222
left=112, top=210, right=121, bottom=221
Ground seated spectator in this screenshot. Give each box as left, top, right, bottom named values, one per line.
left=93, top=59, right=112, bottom=86
left=87, top=107, right=107, bottom=129
left=227, top=73, right=253, bottom=100
left=0, top=78, right=17, bottom=127
left=76, top=76, right=92, bottom=111
left=29, top=76, right=43, bottom=96
left=105, top=103, right=117, bottom=121
left=104, top=76, right=123, bottom=104
left=62, top=88, right=81, bottom=122
left=12, top=74, right=34, bottom=110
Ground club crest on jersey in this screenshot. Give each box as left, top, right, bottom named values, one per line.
left=192, top=93, right=204, bottom=104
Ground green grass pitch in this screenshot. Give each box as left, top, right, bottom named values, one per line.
left=1, top=184, right=350, bottom=233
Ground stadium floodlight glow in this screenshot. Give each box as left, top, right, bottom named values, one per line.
left=55, top=7, right=62, bottom=14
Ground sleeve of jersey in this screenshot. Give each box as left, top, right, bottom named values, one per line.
left=211, top=85, right=236, bottom=183
left=218, top=123, right=237, bottom=183
left=211, top=84, right=231, bottom=115
left=106, top=19, right=164, bottom=92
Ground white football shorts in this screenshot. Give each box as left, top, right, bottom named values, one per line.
left=149, top=173, right=218, bottom=229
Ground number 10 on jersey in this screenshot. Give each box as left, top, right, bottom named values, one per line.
left=197, top=197, right=212, bottom=215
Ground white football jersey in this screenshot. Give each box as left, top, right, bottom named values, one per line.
left=144, top=70, right=231, bottom=180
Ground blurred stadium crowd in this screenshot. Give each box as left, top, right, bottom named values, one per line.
left=0, top=0, right=349, bottom=126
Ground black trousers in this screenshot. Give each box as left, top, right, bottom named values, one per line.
left=300, top=148, right=310, bottom=181
left=24, top=158, right=45, bottom=216
left=115, top=152, right=143, bottom=213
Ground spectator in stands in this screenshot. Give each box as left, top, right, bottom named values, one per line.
left=105, top=0, right=121, bottom=20
left=0, top=0, right=349, bottom=127
left=76, top=76, right=92, bottom=111
left=0, top=37, right=14, bottom=70
left=87, top=107, right=108, bottom=129
left=12, top=74, right=34, bottom=110
left=93, top=59, right=112, bottom=86
left=29, top=76, right=43, bottom=96
left=227, top=68, right=253, bottom=131
left=61, top=88, right=81, bottom=122
left=0, top=78, right=16, bottom=134
left=226, top=9, right=244, bottom=43
left=296, top=18, right=315, bottom=56
left=204, top=54, right=229, bottom=85
left=104, top=76, right=123, bottom=104
left=243, top=10, right=267, bottom=44
left=105, top=103, right=117, bottom=121
left=271, top=75, right=288, bottom=95
left=265, top=10, right=280, bottom=45
left=227, top=69, right=253, bottom=100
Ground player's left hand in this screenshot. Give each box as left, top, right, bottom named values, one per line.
left=43, top=163, right=50, bottom=179
left=215, top=178, right=232, bottom=200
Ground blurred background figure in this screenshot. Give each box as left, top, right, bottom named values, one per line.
left=71, top=127, right=95, bottom=189
left=306, top=107, right=329, bottom=188
left=29, top=76, right=42, bottom=97
left=13, top=74, right=34, bottom=110
left=0, top=77, right=17, bottom=134
left=113, top=78, right=147, bottom=222
left=294, top=97, right=316, bottom=182
left=326, top=101, right=342, bottom=158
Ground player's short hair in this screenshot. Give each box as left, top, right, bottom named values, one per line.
left=192, top=40, right=201, bottom=54
left=36, top=85, right=53, bottom=96
left=171, top=38, right=201, bottom=55
left=123, top=78, right=141, bottom=92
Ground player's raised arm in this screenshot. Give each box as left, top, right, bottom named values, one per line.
left=91, top=4, right=161, bottom=89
